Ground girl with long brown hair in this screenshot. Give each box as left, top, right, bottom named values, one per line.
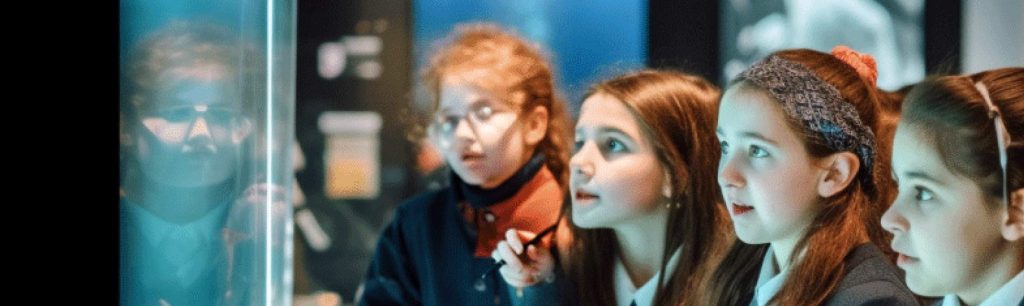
left=703, top=46, right=917, bottom=306
left=494, top=70, right=731, bottom=306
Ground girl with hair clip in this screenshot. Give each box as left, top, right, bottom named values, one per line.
left=702, top=46, right=918, bottom=306
left=359, top=23, right=572, bottom=306
left=881, top=67, right=1024, bottom=306
left=493, top=70, right=732, bottom=306
left=875, top=83, right=917, bottom=212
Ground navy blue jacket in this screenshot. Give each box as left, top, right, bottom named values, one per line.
left=360, top=188, right=516, bottom=306
left=738, top=243, right=919, bottom=306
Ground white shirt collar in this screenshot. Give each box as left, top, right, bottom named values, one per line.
left=613, top=248, right=682, bottom=306
left=752, top=246, right=791, bottom=306
left=941, top=270, right=1024, bottom=306
left=941, top=295, right=960, bottom=306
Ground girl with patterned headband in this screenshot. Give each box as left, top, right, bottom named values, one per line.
left=701, top=46, right=918, bottom=306
left=881, top=67, right=1024, bottom=306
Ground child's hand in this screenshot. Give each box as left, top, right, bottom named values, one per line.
left=490, top=228, right=556, bottom=288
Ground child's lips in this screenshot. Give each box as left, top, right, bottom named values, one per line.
left=573, top=189, right=599, bottom=206
left=460, top=153, right=486, bottom=166
left=730, top=202, right=754, bottom=215
left=896, top=253, right=919, bottom=267
left=891, top=245, right=920, bottom=267
left=461, top=152, right=484, bottom=160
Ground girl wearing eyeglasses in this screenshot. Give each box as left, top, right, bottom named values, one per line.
left=359, top=23, right=572, bottom=306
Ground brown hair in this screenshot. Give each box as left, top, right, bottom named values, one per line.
left=875, top=83, right=915, bottom=221
left=703, top=49, right=894, bottom=306
left=900, top=67, right=1024, bottom=201
left=562, top=70, right=730, bottom=306
left=120, top=21, right=260, bottom=188
left=419, top=23, right=572, bottom=188
left=122, top=20, right=260, bottom=133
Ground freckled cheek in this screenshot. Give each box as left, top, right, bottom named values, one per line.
left=474, top=133, right=509, bottom=157
left=148, top=123, right=188, bottom=144
left=490, top=141, right=512, bottom=159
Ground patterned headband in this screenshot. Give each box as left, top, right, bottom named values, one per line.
left=737, top=55, right=877, bottom=187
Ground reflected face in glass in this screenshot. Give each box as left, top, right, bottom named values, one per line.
left=135, top=64, right=252, bottom=188
left=881, top=124, right=1007, bottom=298
left=570, top=93, right=668, bottom=229
left=431, top=77, right=528, bottom=189
left=715, top=84, right=823, bottom=245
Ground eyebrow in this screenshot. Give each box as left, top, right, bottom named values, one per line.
left=902, top=171, right=948, bottom=187
left=741, top=132, right=780, bottom=145
left=576, top=126, right=637, bottom=142
left=438, top=97, right=500, bottom=113
left=716, top=127, right=779, bottom=145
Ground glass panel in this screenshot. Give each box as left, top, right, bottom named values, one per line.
left=119, top=0, right=296, bottom=304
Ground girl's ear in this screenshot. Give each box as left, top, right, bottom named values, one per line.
left=1001, top=188, right=1024, bottom=242
left=816, top=152, right=860, bottom=198
left=522, top=105, right=548, bottom=147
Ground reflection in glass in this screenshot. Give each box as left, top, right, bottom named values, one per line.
left=119, top=0, right=295, bottom=304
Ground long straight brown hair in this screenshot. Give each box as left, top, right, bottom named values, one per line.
left=875, top=83, right=915, bottom=220
left=701, top=49, right=894, bottom=306
left=561, top=70, right=731, bottom=306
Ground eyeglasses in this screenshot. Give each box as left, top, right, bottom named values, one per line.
left=428, top=101, right=518, bottom=148
left=144, top=105, right=246, bottom=126
left=138, top=104, right=250, bottom=144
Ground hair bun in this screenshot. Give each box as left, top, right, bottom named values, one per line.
left=831, top=45, right=878, bottom=87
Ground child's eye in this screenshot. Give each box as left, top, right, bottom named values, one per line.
left=749, top=145, right=768, bottom=158
left=435, top=115, right=461, bottom=133
left=719, top=140, right=729, bottom=155
left=914, top=186, right=934, bottom=202
left=473, top=105, right=494, bottom=121
left=606, top=138, right=626, bottom=153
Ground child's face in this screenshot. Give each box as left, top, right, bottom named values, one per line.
left=881, top=124, right=1007, bottom=297
left=135, top=64, right=251, bottom=188
left=716, top=84, right=824, bottom=245
left=434, top=78, right=530, bottom=188
left=570, top=93, right=669, bottom=229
